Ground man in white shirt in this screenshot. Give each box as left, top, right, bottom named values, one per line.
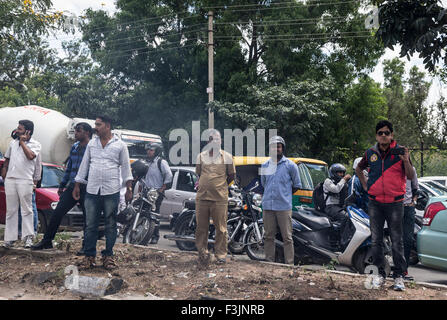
left=73, top=115, right=133, bottom=270
left=1, top=120, right=41, bottom=248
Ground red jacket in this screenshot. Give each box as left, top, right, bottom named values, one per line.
left=360, top=141, right=406, bottom=203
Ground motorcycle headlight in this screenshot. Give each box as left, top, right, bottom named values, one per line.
left=252, top=194, right=262, bottom=207
left=147, top=189, right=159, bottom=202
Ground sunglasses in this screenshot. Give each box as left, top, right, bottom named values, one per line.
left=377, top=130, right=391, bottom=136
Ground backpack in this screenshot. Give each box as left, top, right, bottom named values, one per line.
left=312, top=182, right=329, bottom=212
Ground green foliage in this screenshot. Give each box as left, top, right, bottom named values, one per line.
left=374, top=0, right=447, bottom=72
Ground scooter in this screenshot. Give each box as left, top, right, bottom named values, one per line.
left=276, top=193, right=392, bottom=274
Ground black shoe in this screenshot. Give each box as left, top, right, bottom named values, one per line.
left=76, top=248, right=85, bottom=256
left=149, top=238, right=159, bottom=244
left=31, top=240, right=53, bottom=250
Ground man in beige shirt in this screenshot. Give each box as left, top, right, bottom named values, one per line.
left=195, top=130, right=235, bottom=265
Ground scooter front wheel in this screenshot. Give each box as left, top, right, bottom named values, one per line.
left=352, top=247, right=391, bottom=276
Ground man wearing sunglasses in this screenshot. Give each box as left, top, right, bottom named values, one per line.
left=356, top=120, right=414, bottom=292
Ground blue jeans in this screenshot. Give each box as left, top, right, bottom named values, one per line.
left=369, top=200, right=406, bottom=278
left=83, top=192, right=120, bottom=257
left=18, top=192, right=38, bottom=235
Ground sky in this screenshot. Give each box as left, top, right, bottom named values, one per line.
left=47, top=0, right=447, bottom=106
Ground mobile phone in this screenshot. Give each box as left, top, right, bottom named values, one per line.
left=390, top=147, right=405, bottom=155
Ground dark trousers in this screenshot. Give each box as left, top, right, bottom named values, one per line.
left=151, top=193, right=163, bottom=241
left=43, top=184, right=86, bottom=244
left=403, top=205, right=416, bottom=271
left=369, top=200, right=406, bottom=278
left=325, top=205, right=349, bottom=245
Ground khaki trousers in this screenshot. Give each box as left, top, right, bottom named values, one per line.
left=195, top=200, right=228, bottom=260
left=263, top=210, right=294, bottom=265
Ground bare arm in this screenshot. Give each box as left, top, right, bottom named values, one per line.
left=356, top=166, right=368, bottom=191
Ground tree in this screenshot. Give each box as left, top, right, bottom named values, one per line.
left=373, top=0, right=447, bottom=72
left=0, top=0, right=64, bottom=97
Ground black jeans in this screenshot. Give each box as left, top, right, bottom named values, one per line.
left=403, top=205, right=416, bottom=271
left=43, top=184, right=86, bottom=244
left=369, top=200, right=406, bottom=278
left=325, top=205, right=349, bottom=247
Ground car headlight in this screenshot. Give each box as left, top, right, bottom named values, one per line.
left=147, top=189, right=159, bottom=202
left=51, top=202, right=58, bottom=210
left=252, top=194, right=262, bottom=207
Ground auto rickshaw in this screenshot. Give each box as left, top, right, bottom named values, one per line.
left=233, top=156, right=329, bottom=208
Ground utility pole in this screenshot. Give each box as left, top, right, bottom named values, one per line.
left=207, top=10, right=214, bottom=129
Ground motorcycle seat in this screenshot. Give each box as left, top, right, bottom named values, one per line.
left=184, top=199, right=196, bottom=210
left=292, top=210, right=332, bottom=230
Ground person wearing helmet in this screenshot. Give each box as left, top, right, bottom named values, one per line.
left=323, top=163, right=351, bottom=247
left=261, top=135, right=301, bottom=265
left=347, top=157, right=369, bottom=213
left=144, top=142, right=173, bottom=244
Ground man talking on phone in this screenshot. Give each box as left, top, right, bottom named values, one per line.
left=356, top=120, right=414, bottom=291
left=1, top=120, right=41, bottom=249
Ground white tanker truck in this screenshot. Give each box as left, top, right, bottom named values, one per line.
left=0, top=105, right=162, bottom=165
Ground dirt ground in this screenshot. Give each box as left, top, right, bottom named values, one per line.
left=0, top=239, right=446, bottom=300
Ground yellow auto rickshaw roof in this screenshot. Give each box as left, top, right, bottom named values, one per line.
left=233, top=156, right=327, bottom=166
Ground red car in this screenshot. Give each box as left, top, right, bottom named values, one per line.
left=0, top=158, right=85, bottom=233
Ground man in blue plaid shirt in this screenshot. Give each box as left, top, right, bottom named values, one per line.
left=32, top=122, right=92, bottom=253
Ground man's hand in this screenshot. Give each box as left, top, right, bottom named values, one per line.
left=19, top=130, right=31, bottom=143
left=343, top=174, right=352, bottom=182
left=72, top=184, right=81, bottom=201
left=399, top=146, right=410, bottom=163
left=125, top=189, right=133, bottom=203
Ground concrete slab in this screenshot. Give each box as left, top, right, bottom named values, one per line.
left=0, top=245, right=69, bottom=258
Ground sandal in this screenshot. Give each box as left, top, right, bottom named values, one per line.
left=79, top=256, right=96, bottom=269
left=102, top=255, right=118, bottom=270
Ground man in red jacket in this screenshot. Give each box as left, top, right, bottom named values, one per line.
left=356, top=120, right=414, bottom=291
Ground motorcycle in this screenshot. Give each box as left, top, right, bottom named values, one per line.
left=272, top=193, right=393, bottom=275
left=164, top=184, right=262, bottom=254
left=117, top=160, right=160, bottom=246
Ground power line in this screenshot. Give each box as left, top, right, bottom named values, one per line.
left=47, top=14, right=364, bottom=44
left=210, top=1, right=360, bottom=13
left=204, top=0, right=359, bottom=10
left=214, top=31, right=372, bottom=39
left=100, top=33, right=373, bottom=61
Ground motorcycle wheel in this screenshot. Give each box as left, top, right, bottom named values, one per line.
left=174, top=213, right=197, bottom=251
left=352, top=247, right=391, bottom=276
left=123, top=216, right=155, bottom=246
left=243, top=223, right=265, bottom=261
left=227, top=221, right=245, bottom=255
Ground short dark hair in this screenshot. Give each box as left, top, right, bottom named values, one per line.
left=96, top=115, right=113, bottom=129
left=18, top=119, right=34, bottom=136
left=75, top=122, right=93, bottom=138
left=376, top=120, right=393, bottom=134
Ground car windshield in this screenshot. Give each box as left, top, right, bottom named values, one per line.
left=423, top=181, right=447, bottom=196
left=122, top=139, right=150, bottom=159
left=41, top=165, right=65, bottom=188
left=297, top=163, right=329, bottom=190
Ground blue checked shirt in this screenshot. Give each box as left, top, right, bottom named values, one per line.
left=260, top=156, right=302, bottom=211
left=60, top=141, right=87, bottom=189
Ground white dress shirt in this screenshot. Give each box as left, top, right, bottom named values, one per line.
left=75, top=135, right=132, bottom=195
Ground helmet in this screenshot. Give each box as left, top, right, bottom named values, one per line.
left=269, top=135, right=286, bottom=147
left=131, top=159, right=149, bottom=179
left=353, top=157, right=363, bottom=170
left=329, top=163, right=346, bottom=183
left=145, top=142, right=164, bottom=157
